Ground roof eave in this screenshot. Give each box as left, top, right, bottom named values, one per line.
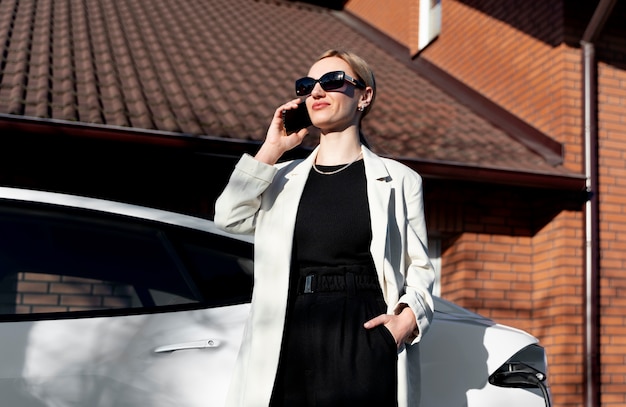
left=396, top=156, right=586, bottom=191
left=0, top=114, right=585, bottom=191
left=0, top=113, right=255, bottom=154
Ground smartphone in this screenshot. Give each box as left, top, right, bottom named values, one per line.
left=282, top=102, right=312, bottom=133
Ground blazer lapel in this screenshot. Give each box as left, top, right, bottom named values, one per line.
left=362, top=147, right=392, bottom=291
left=273, top=148, right=318, bottom=246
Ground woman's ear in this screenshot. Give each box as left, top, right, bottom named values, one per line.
left=361, top=87, right=374, bottom=105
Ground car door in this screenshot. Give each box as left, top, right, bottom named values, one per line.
left=0, top=199, right=252, bottom=407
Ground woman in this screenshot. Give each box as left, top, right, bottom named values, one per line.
left=215, top=49, right=435, bottom=407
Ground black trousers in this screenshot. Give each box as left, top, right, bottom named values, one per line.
left=270, top=267, right=398, bottom=407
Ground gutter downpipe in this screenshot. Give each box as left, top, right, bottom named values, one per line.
left=582, top=38, right=600, bottom=407
left=581, top=1, right=616, bottom=407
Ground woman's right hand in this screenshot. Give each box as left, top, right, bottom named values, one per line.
left=254, top=99, right=309, bottom=165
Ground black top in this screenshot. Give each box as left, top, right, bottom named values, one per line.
left=293, top=159, right=373, bottom=270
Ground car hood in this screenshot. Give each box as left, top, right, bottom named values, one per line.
left=431, top=296, right=538, bottom=375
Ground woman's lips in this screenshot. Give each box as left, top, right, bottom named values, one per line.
left=311, top=102, right=329, bottom=110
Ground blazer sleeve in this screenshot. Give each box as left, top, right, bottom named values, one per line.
left=395, top=170, right=435, bottom=344
left=214, top=154, right=278, bottom=235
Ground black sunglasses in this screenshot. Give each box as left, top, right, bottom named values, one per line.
left=295, top=71, right=366, bottom=96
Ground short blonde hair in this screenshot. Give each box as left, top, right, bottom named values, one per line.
left=316, top=49, right=376, bottom=118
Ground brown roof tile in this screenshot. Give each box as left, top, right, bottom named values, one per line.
left=0, top=0, right=581, bottom=179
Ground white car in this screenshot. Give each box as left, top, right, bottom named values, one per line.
left=0, top=186, right=551, bottom=407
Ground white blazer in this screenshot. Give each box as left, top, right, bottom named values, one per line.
left=215, top=145, right=435, bottom=407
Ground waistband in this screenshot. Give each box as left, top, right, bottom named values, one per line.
left=296, top=264, right=379, bottom=295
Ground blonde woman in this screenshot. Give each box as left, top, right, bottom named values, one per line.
left=215, top=49, right=435, bottom=407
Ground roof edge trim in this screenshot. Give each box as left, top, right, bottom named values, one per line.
left=0, top=113, right=261, bottom=153
left=0, top=114, right=584, bottom=190
left=0, top=113, right=320, bottom=162
left=396, top=156, right=585, bottom=191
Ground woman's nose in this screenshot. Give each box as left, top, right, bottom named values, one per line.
left=310, top=82, right=325, bottom=97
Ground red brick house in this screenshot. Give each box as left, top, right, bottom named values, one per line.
left=340, top=1, right=624, bottom=406
left=0, top=1, right=623, bottom=406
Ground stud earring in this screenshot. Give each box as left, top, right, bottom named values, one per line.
left=358, top=106, right=365, bottom=111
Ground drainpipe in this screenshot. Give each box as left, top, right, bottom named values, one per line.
left=580, top=1, right=617, bottom=407
left=581, top=38, right=600, bottom=407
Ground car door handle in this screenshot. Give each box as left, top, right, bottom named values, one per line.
left=154, top=339, right=221, bottom=353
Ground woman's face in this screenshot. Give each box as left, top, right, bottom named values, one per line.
left=305, top=56, right=365, bottom=133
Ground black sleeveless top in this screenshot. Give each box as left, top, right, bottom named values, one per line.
left=293, top=159, right=373, bottom=269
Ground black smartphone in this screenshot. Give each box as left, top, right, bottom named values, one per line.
left=282, top=102, right=312, bottom=133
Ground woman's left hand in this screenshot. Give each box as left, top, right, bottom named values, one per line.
left=363, top=307, right=418, bottom=349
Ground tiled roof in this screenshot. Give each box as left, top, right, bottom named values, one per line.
left=0, top=0, right=579, bottom=178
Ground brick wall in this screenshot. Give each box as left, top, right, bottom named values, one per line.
left=532, top=210, right=585, bottom=405
left=343, top=0, right=626, bottom=406
left=440, top=232, right=534, bottom=330
left=419, top=1, right=578, bottom=159
left=346, top=0, right=626, bottom=405
left=598, top=60, right=626, bottom=405
left=424, top=177, right=585, bottom=406
left=427, top=185, right=585, bottom=407
left=344, top=0, right=418, bottom=49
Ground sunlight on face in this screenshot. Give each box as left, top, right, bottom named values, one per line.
left=305, top=57, right=362, bottom=133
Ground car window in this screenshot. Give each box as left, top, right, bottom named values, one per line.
left=175, top=235, right=254, bottom=307
left=0, top=202, right=252, bottom=319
